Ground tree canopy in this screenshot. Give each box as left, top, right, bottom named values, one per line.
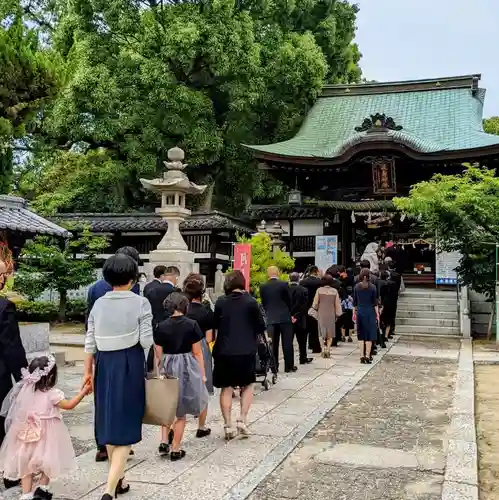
left=8, top=0, right=362, bottom=213
left=0, top=4, right=59, bottom=193
left=394, top=165, right=499, bottom=297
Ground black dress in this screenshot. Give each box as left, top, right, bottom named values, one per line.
left=380, top=279, right=398, bottom=328
left=186, top=302, right=215, bottom=394
left=354, top=283, right=377, bottom=342
left=212, top=292, right=265, bottom=388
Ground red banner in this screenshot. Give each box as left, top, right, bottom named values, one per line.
left=233, top=243, right=252, bottom=291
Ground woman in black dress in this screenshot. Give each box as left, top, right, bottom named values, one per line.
left=353, top=268, right=379, bottom=364
left=212, top=271, right=265, bottom=440
left=380, top=270, right=398, bottom=346
left=183, top=273, right=214, bottom=438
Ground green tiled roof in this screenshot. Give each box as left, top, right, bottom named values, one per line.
left=244, top=75, right=499, bottom=159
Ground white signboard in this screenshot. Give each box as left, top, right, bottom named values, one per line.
left=315, top=236, right=338, bottom=272
left=435, top=249, right=461, bottom=285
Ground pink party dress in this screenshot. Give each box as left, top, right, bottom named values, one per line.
left=0, top=385, right=76, bottom=480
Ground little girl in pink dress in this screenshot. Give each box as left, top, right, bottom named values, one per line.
left=0, top=355, right=91, bottom=500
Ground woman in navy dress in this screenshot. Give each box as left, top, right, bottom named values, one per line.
left=84, top=255, right=153, bottom=500
left=353, top=268, right=379, bottom=364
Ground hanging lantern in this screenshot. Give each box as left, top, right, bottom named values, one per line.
left=333, top=212, right=340, bottom=224
left=351, top=211, right=356, bottom=223
left=367, top=211, right=372, bottom=223
left=400, top=213, right=406, bottom=222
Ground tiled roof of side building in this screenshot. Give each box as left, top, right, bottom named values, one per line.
left=0, top=196, right=70, bottom=237
left=244, top=75, right=499, bottom=161
left=49, top=211, right=253, bottom=233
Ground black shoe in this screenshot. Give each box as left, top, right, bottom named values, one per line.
left=129, top=449, right=134, bottom=456
left=365, top=357, right=372, bottom=364
left=158, top=442, right=170, bottom=456
left=33, top=487, right=53, bottom=500
left=95, top=449, right=108, bottom=462
left=285, top=366, right=298, bottom=373
left=360, top=357, right=366, bottom=364
left=388, top=333, right=394, bottom=339
left=115, top=477, right=130, bottom=496
left=170, top=450, right=186, bottom=461
left=196, top=428, right=211, bottom=438
left=372, top=348, right=378, bottom=356
left=3, top=478, right=20, bottom=489
left=101, top=495, right=113, bottom=500
left=300, top=358, right=313, bottom=364
left=347, top=336, right=353, bottom=343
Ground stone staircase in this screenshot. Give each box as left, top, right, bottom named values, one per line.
left=396, top=288, right=460, bottom=336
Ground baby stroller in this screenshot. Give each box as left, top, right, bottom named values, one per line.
left=255, top=332, right=278, bottom=390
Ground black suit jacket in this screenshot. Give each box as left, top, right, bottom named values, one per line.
left=260, top=278, right=292, bottom=325
left=0, top=299, right=27, bottom=402
left=289, top=283, right=308, bottom=329
left=143, top=279, right=163, bottom=302
left=300, top=276, right=324, bottom=309
left=145, top=282, right=180, bottom=326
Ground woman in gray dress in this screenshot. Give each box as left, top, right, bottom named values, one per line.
left=311, top=274, right=343, bottom=358
left=153, top=293, right=208, bottom=461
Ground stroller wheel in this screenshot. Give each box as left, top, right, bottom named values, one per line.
left=263, top=379, right=271, bottom=391
left=272, top=374, right=278, bottom=385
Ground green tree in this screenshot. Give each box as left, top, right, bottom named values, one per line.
left=484, top=117, right=499, bottom=135
left=237, top=232, right=295, bottom=299
left=14, top=228, right=108, bottom=321
left=19, top=0, right=361, bottom=213
left=394, top=165, right=499, bottom=297
left=0, top=5, right=60, bottom=193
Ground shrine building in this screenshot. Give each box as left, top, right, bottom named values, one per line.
left=244, top=74, right=499, bottom=286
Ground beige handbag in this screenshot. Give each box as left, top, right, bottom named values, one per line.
left=308, top=307, right=318, bottom=320
left=143, top=371, right=179, bottom=426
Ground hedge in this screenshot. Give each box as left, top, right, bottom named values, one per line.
left=14, top=299, right=86, bottom=323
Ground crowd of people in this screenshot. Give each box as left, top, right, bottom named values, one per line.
left=0, top=241, right=403, bottom=500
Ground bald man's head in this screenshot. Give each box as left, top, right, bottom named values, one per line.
left=267, top=266, right=279, bottom=278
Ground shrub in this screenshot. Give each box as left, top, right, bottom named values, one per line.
left=14, top=299, right=86, bottom=323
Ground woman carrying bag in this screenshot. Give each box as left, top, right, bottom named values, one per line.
left=84, top=255, right=153, bottom=500
left=153, top=292, right=208, bottom=461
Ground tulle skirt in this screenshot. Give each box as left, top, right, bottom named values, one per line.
left=161, top=353, right=208, bottom=418
left=0, top=417, right=76, bottom=480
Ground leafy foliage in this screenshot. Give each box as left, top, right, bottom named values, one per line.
left=13, top=298, right=86, bottom=323
left=394, top=165, right=499, bottom=297
left=14, top=0, right=361, bottom=213
left=237, top=232, right=294, bottom=299
left=0, top=6, right=60, bottom=193
left=14, top=228, right=108, bottom=320
left=484, top=116, right=499, bottom=135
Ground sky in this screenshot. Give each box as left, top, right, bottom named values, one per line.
left=353, top=0, right=499, bottom=117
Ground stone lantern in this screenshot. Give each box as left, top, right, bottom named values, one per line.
left=140, top=147, right=206, bottom=281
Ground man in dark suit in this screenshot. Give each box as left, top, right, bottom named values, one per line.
left=300, top=266, right=323, bottom=353
left=0, top=260, right=27, bottom=489
left=143, top=265, right=167, bottom=302
left=289, top=272, right=312, bottom=365
left=145, top=266, right=181, bottom=372
left=260, top=266, right=296, bottom=372
left=146, top=265, right=181, bottom=326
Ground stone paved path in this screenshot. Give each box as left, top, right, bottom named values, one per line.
left=249, top=337, right=461, bottom=500
left=1, top=338, right=394, bottom=500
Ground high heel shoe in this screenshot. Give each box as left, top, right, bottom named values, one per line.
left=224, top=425, right=237, bottom=441
left=236, top=420, right=250, bottom=438
left=115, top=478, right=130, bottom=497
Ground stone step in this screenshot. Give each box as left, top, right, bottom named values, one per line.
left=401, top=290, right=457, bottom=299
left=398, top=298, right=457, bottom=307
left=397, top=303, right=457, bottom=313
left=396, top=317, right=459, bottom=328
left=395, top=324, right=460, bottom=336
left=396, top=311, right=458, bottom=321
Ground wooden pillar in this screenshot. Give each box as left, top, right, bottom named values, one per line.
left=341, top=212, right=349, bottom=266
left=288, top=219, right=294, bottom=258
